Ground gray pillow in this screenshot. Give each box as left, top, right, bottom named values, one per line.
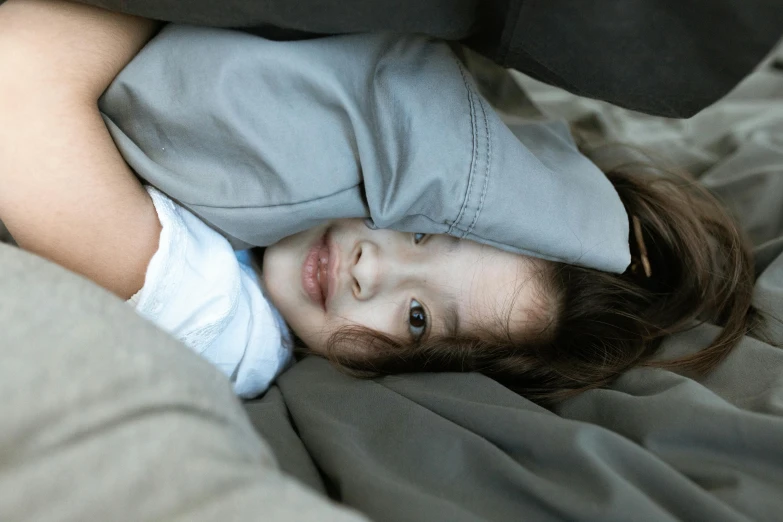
left=100, top=25, right=630, bottom=272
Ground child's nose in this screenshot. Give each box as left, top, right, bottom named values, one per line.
left=349, top=240, right=380, bottom=300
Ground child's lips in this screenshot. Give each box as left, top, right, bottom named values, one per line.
left=318, top=245, right=329, bottom=307
left=302, top=228, right=336, bottom=312
left=321, top=230, right=339, bottom=309
left=302, top=233, right=327, bottom=311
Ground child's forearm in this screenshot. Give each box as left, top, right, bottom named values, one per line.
left=0, top=1, right=162, bottom=299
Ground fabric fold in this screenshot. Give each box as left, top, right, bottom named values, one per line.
left=101, top=26, right=630, bottom=272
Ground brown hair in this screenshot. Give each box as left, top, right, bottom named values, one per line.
left=319, top=159, right=760, bottom=407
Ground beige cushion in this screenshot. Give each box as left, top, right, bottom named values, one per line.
left=0, top=243, right=366, bottom=522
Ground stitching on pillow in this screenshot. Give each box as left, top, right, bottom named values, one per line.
left=465, top=95, right=492, bottom=237
left=449, top=59, right=478, bottom=238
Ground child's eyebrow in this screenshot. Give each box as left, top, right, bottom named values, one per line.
left=434, top=237, right=460, bottom=337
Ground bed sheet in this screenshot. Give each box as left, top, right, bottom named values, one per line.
left=245, top=44, right=783, bottom=521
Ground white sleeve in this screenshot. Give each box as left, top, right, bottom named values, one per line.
left=129, top=187, right=292, bottom=398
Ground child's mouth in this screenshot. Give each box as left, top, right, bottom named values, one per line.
left=302, top=230, right=331, bottom=311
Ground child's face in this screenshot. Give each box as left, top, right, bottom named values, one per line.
left=262, top=219, right=546, bottom=355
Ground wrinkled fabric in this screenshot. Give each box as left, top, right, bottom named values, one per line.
left=100, top=25, right=630, bottom=272
left=130, top=187, right=292, bottom=398
left=246, top=43, right=783, bottom=522
left=79, top=0, right=782, bottom=117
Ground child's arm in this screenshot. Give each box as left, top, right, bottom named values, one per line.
left=0, top=0, right=160, bottom=299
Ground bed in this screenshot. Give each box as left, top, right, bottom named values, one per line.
left=235, top=45, right=783, bottom=522
left=1, top=10, right=782, bottom=522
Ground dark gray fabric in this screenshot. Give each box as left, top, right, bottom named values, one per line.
left=243, top=387, right=328, bottom=495
left=258, top=339, right=783, bottom=522
left=243, top=46, right=783, bottom=522
left=77, top=0, right=782, bottom=118
left=78, top=0, right=479, bottom=38
left=100, top=26, right=631, bottom=272
left=477, top=0, right=783, bottom=118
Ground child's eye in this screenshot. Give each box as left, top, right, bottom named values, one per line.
left=413, top=233, right=428, bottom=244
left=408, top=299, right=428, bottom=341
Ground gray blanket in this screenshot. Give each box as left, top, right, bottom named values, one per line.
left=244, top=47, right=783, bottom=521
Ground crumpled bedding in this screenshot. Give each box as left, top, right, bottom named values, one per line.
left=243, top=45, right=783, bottom=521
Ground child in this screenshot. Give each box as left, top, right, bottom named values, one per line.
left=0, top=0, right=757, bottom=405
